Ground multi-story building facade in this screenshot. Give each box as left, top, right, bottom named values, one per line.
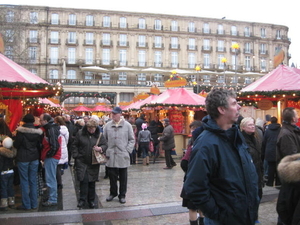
left=0, top=4, right=291, bottom=107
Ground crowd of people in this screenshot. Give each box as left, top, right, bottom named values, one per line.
left=1, top=91, right=300, bottom=225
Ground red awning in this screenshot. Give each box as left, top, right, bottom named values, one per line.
left=91, top=105, right=111, bottom=112
left=72, top=105, right=93, bottom=112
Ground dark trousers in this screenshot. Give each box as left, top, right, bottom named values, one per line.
left=164, top=149, right=176, bottom=168
left=267, top=161, right=281, bottom=186
left=79, top=170, right=95, bottom=203
left=108, top=167, right=127, bottom=199
left=56, top=164, right=63, bottom=185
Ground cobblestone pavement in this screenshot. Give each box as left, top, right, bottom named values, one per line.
left=0, top=157, right=280, bottom=225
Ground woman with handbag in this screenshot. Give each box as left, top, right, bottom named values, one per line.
left=72, top=119, right=107, bottom=209
left=137, top=123, right=152, bottom=166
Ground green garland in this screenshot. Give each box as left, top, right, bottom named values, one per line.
left=238, top=90, right=300, bottom=97
left=60, top=92, right=116, bottom=104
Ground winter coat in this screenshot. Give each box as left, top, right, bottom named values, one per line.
left=276, top=122, right=300, bottom=164
left=276, top=153, right=300, bottom=225
left=184, top=116, right=259, bottom=225
left=13, top=123, right=43, bottom=162
left=262, top=123, right=281, bottom=162
left=0, top=146, right=16, bottom=172
left=159, top=124, right=175, bottom=150
left=40, top=119, right=61, bottom=160
left=242, top=131, right=264, bottom=189
left=72, top=125, right=107, bottom=182
left=137, top=129, right=151, bottom=143
left=148, top=122, right=159, bottom=145
left=58, top=125, right=69, bottom=165
left=103, top=119, right=135, bottom=168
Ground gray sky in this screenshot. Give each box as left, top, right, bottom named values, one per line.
left=5, top=0, right=299, bottom=67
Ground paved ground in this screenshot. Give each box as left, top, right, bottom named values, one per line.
left=0, top=157, right=280, bottom=225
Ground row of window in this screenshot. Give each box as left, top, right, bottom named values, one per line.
left=5, top=10, right=284, bottom=39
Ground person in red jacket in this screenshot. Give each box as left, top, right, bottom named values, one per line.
left=40, top=113, right=61, bottom=207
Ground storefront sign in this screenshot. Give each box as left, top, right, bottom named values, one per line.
left=257, top=99, right=273, bottom=110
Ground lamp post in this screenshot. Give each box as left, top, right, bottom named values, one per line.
left=221, top=57, right=227, bottom=86
left=195, top=65, right=201, bottom=93
left=231, top=43, right=239, bottom=85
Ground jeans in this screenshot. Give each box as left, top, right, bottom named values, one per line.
left=108, top=167, right=127, bottom=199
left=140, top=142, right=149, bottom=158
left=18, top=160, right=39, bottom=209
left=204, top=217, right=223, bottom=225
left=44, top=157, right=59, bottom=203
left=0, top=172, right=14, bottom=198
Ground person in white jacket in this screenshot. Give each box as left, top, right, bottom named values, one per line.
left=54, top=116, right=69, bottom=189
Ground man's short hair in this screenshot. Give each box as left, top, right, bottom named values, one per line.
left=282, top=107, right=295, bottom=123
left=41, top=113, right=52, bottom=122
left=270, top=116, right=278, bottom=124
left=205, top=88, right=236, bottom=119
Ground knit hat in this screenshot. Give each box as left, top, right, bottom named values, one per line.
left=22, top=114, right=35, bottom=123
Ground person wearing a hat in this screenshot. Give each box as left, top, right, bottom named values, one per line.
left=13, top=114, right=43, bottom=210
left=158, top=118, right=176, bottom=169
left=103, top=107, right=135, bottom=204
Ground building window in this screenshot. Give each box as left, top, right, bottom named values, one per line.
left=85, top=71, right=93, bottom=80
left=231, top=55, right=237, bottom=70
left=50, top=47, right=58, bottom=64
left=119, top=34, right=127, bottom=46
left=6, top=11, right=14, bottom=22
left=30, top=12, right=38, bottom=24
left=68, top=32, right=76, bottom=44
left=154, top=19, right=162, bottom=30
left=171, top=37, right=178, bottom=49
left=102, top=33, right=110, bottom=45
left=261, top=28, right=266, bottom=38
left=218, top=54, right=225, bottom=69
left=138, top=18, right=146, bottom=29
left=50, top=31, right=59, bottom=44
left=138, top=50, right=146, bottom=67
left=68, top=47, right=76, bottom=64
left=276, top=30, right=281, bottom=39
left=29, top=30, right=38, bottom=43
left=137, top=73, right=146, bottom=83
left=171, top=52, right=178, bottom=68
left=86, top=32, right=94, bottom=45
left=29, top=47, right=37, bottom=63
left=102, top=49, right=110, bottom=65
left=154, top=74, right=163, bottom=82
left=67, top=70, right=76, bottom=79
left=260, top=57, right=266, bottom=72
left=85, top=48, right=93, bottom=64
left=154, top=51, right=162, bottom=67
left=29, top=68, right=37, bottom=75
left=171, top=20, right=178, bottom=31
left=217, top=40, right=224, bottom=51
left=244, top=27, right=250, bottom=37
left=103, top=16, right=110, bottom=27
left=86, top=15, right=94, bottom=26
left=218, top=24, right=224, bottom=34
left=203, top=75, right=210, bottom=83
left=260, top=43, right=267, bottom=54
left=203, top=39, right=210, bottom=50
left=188, top=22, right=195, bottom=32
left=245, top=42, right=251, bottom=53
left=188, top=53, right=195, bottom=69
left=118, top=72, right=127, bottom=81
left=188, top=38, right=195, bottom=50
left=245, top=77, right=252, bottom=84
left=245, top=56, right=251, bottom=71
left=51, top=13, right=59, bottom=25
left=119, top=50, right=127, bottom=66
left=203, top=23, right=210, bottom=33
left=203, top=54, right=210, bottom=69
left=138, top=35, right=146, bottom=47
left=231, top=26, right=237, bottom=36
left=102, top=73, right=110, bottom=84
left=5, top=30, right=14, bottom=42
left=154, top=36, right=162, bottom=48
left=69, top=14, right=76, bottom=25
left=50, top=69, right=59, bottom=79
left=120, top=17, right=127, bottom=28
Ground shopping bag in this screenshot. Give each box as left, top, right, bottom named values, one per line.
left=149, top=141, right=154, bottom=152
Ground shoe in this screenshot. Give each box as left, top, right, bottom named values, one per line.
left=57, top=184, right=63, bottom=189
left=255, top=220, right=261, bottom=223
left=172, top=163, right=177, bottom=167
left=106, top=195, right=117, bottom=202
left=16, top=205, right=31, bottom=211
left=163, top=167, right=172, bottom=169
left=119, top=198, right=126, bottom=204
left=42, top=201, right=57, bottom=207
left=31, top=207, right=38, bottom=210
left=103, top=175, right=108, bottom=179
left=77, top=200, right=85, bottom=208
left=88, top=202, right=95, bottom=209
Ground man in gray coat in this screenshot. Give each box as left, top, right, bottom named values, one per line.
left=103, top=107, right=135, bottom=204
left=158, top=118, right=176, bottom=169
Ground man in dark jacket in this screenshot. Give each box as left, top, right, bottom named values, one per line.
left=184, top=88, right=259, bottom=225
left=39, top=113, right=61, bottom=207
left=64, top=114, right=75, bottom=166
left=262, top=116, right=281, bottom=187
left=158, top=118, right=176, bottom=169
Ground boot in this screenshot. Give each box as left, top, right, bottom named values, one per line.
left=0, top=198, right=8, bottom=210
left=146, top=156, right=149, bottom=165
left=190, top=220, right=198, bottom=225
left=8, top=197, right=15, bottom=208
left=143, top=158, right=147, bottom=166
